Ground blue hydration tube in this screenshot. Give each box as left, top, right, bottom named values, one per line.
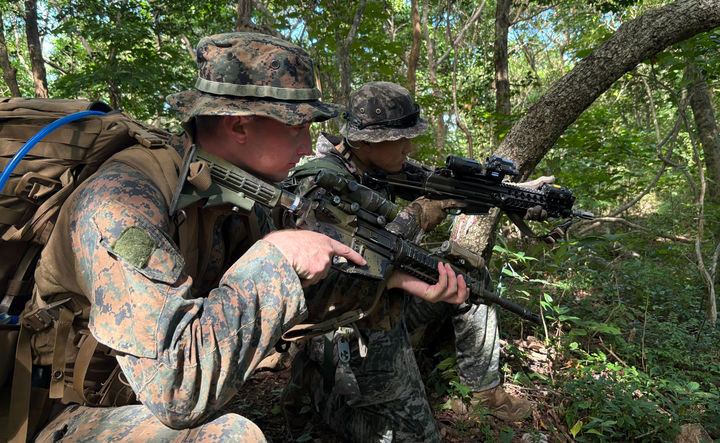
left=0, top=110, right=107, bottom=193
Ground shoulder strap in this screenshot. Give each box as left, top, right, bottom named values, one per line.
left=290, top=156, right=350, bottom=181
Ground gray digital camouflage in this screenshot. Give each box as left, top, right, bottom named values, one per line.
left=282, top=133, right=501, bottom=442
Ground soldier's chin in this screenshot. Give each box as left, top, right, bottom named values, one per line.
left=252, top=168, right=286, bottom=183
left=388, top=161, right=405, bottom=173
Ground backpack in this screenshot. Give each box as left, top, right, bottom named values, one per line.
left=0, top=98, right=177, bottom=311
left=0, top=97, right=183, bottom=442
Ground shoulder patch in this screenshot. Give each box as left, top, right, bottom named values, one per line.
left=111, top=226, right=156, bottom=268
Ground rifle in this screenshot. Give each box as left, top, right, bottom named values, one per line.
left=176, top=147, right=542, bottom=324
left=364, top=154, right=594, bottom=241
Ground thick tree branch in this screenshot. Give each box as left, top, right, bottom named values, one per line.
left=498, top=0, right=720, bottom=179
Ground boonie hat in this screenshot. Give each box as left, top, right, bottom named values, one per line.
left=341, top=81, right=428, bottom=143
left=166, top=32, right=341, bottom=125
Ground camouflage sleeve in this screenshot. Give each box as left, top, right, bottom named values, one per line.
left=385, top=208, right=424, bottom=243
left=68, top=163, right=306, bottom=428
left=288, top=171, right=401, bottom=330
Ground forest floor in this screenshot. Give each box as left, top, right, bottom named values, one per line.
left=225, top=333, right=557, bottom=442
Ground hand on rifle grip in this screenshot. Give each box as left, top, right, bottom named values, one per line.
left=516, top=175, right=555, bottom=190
left=517, top=175, right=555, bottom=221
left=387, top=262, right=468, bottom=305
left=264, top=230, right=366, bottom=288
left=405, top=197, right=467, bottom=232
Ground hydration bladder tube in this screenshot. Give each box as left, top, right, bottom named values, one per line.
left=0, top=110, right=107, bottom=193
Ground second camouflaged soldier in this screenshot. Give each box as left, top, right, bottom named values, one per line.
left=281, top=81, right=533, bottom=442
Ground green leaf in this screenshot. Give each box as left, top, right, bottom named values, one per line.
left=570, top=420, right=583, bottom=437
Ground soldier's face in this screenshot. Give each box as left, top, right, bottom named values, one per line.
left=361, top=138, right=414, bottom=173
left=239, top=117, right=313, bottom=182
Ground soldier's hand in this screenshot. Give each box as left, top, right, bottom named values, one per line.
left=405, top=197, right=467, bottom=232
left=264, top=230, right=366, bottom=288
left=516, top=175, right=555, bottom=190
left=524, top=205, right=548, bottom=221
left=516, top=175, right=555, bottom=221
left=387, top=262, right=469, bottom=304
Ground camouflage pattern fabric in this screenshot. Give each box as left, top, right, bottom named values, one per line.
left=32, top=135, right=306, bottom=438
left=403, top=279, right=502, bottom=392
left=282, top=133, right=501, bottom=441
left=166, top=32, right=341, bottom=126
left=305, top=325, right=441, bottom=442
left=340, top=82, right=428, bottom=143
left=34, top=404, right=266, bottom=442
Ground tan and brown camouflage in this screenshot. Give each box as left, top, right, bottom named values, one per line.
left=341, top=81, right=428, bottom=143
left=166, top=32, right=341, bottom=126
left=22, top=31, right=337, bottom=441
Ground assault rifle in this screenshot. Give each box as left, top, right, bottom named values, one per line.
left=365, top=155, right=594, bottom=241
left=174, top=146, right=542, bottom=324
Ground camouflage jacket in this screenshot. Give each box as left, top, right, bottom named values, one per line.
left=284, top=133, right=408, bottom=331
left=33, top=133, right=307, bottom=428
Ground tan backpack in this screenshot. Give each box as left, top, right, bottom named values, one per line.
left=0, top=97, right=183, bottom=442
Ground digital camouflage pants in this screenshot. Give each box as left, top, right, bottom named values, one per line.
left=34, top=404, right=266, bottom=442
left=283, top=296, right=501, bottom=443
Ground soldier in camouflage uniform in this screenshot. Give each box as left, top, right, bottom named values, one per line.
left=26, top=34, right=467, bottom=442
left=282, top=82, right=535, bottom=442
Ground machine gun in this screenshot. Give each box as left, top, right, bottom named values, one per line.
left=175, top=146, right=542, bottom=324
left=364, top=154, right=594, bottom=241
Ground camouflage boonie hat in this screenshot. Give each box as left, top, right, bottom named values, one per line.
left=166, top=32, right=341, bottom=125
left=341, top=81, right=428, bottom=143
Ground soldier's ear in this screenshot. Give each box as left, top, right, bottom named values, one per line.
left=223, top=115, right=253, bottom=144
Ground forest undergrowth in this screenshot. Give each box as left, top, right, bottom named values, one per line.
left=230, top=206, right=720, bottom=442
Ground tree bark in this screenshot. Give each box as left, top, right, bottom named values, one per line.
left=494, top=0, right=511, bottom=147
left=687, top=63, right=720, bottom=203
left=236, top=0, right=253, bottom=31
left=406, top=0, right=421, bottom=95
left=452, top=0, right=720, bottom=257
left=421, top=0, right=445, bottom=162
left=235, top=0, right=282, bottom=37
left=337, top=0, right=367, bottom=105
left=500, top=0, right=720, bottom=180
left=24, top=0, right=48, bottom=97
left=0, top=10, right=21, bottom=96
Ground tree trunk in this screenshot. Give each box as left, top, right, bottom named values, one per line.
left=452, top=0, right=720, bottom=257
left=500, top=0, right=720, bottom=180
left=337, top=0, right=367, bottom=105
left=687, top=63, right=720, bottom=203
left=406, top=0, right=421, bottom=95
left=24, top=0, right=48, bottom=97
left=493, top=0, right=511, bottom=147
left=0, top=10, right=21, bottom=96
left=234, top=0, right=282, bottom=37
left=422, top=0, right=445, bottom=162
left=236, top=0, right=252, bottom=31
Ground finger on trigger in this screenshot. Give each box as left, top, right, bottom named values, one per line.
left=331, top=239, right=366, bottom=265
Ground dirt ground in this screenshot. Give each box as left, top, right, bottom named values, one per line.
left=225, top=335, right=559, bottom=443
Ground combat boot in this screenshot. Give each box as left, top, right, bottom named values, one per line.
left=451, top=386, right=533, bottom=422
